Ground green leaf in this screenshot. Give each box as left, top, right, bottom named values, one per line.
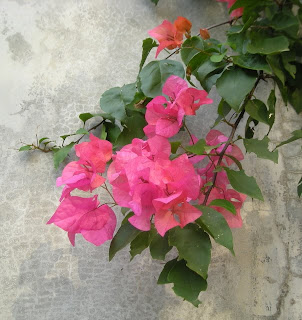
left=267, top=90, right=276, bottom=129
left=149, top=233, right=172, bottom=260
left=276, top=129, right=302, bottom=148
left=104, top=122, right=121, bottom=144
left=39, top=137, right=49, bottom=144
left=167, top=260, right=207, bottom=307
left=139, top=38, right=158, bottom=71
left=53, top=142, right=75, bottom=169
left=185, top=139, right=206, bottom=155
left=181, top=36, right=204, bottom=65
left=116, top=112, right=146, bottom=146
left=266, top=55, right=285, bottom=85
left=200, top=70, right=224, bottom=93
left=224, top=168, right=264, bottom=201
left=270, top=11, right=300, bottom=38
left=244, top=136, right=278, bottom=163
left=121, top=207, right=130, bottom=215
left=157, top=258, right=178, bottom=284
left=233, top=54, right=272, bottom=74
left=100, top=124, right=107, bottom=140
left=75, top=128, right=89, bottom=135
left=247, top=32, right=289, bottom=55
left=208, top=199, right=236, bottom=215
left=169, top=225, right=212, bottom=279
left=19, top=145, right=32, bottom=151
left=151, top=0, right=159, bottom=5
left=298, top=177, right=302, bottom=198
left=100, top=83, right=136, bottom=121
left=213, top=99, right=232, bottom=127
left=245, top=99, right=269, bottom=125
left=216, top=68, right=257, bottom=111
left=210, top=54, right=225, bottom=63
left=109, top=220, right=141, bottom=261
left=245, top=116, right=259, bottom=139
left=139, top=60, right=185, bottom=98
left=130, top=228, right=156, bottom=260
left=195, top=206, right=234, bottom=254
left=282, top=52, right=297, bottom=79
left=79, top=113, right=94, bottom=123
left=60, top=134, right=74, bottom=141
left=170, top=141, right=181, bottom=154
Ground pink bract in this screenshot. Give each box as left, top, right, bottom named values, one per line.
left=47, top=195, right=116, bottom=246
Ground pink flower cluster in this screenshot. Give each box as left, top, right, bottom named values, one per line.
left=47, top=75, right=246, bottom=247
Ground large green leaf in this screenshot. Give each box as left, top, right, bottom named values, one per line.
left=149, top=232, right=172, bottom=260
left=247, top=32, right=289, bottom=55
left=216, top=68, right=257, bottom=111
left=53, top=142, right=75, bottom=169
left=139, top=38, right=158, bottom=71
left=181, top=36, right=204, bottom=65
left=224, top=168, right=264, bottom=201
left=195, top=206, right=234, bottom=254
left=185, top=139, right=206, bottom=155
left=139, top=60, right=185, bottom=97
left=168, top=260, right=207, bottom=307
left=244, top=136, right=278, bottom=163
left=233, top=54, right=272, bottom=74
left=276, top=129, right=302, bottom=148
left=169, top=225, right=211, bottom=279
left=109, top=220, right=141, bottom=261
left=270, top=11, right=300, bottom=38
left=245, top=99, right=269, bottom=125
left=100, top=84, right=136, bottom=121
left=244, top=136, right=276, bottom=160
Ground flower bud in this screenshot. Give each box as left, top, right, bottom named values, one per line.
left=200, top=28, right=210, bottom=40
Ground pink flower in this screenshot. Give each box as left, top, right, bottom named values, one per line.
left=148, top=17, right=192, bottom=58
left=75, top=133, right=112, bottom=173
left=47, top=195, right=116, bottom=246
left=153, top=192, right=202, bottom=236
left=217, top=0, right=243, bottom=18
left=144, top=76, right=212, bottom=138
left=56, top=160, right=106, bottom=200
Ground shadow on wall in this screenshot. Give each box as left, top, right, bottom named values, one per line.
left=11, top=242, right=169, bottom=320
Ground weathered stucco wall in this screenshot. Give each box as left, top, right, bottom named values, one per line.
left=1, top=0, right=302, bottom=319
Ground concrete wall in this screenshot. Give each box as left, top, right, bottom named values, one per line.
left=1, top=0, right=302, bottom=319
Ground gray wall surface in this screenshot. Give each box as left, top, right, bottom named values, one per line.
left=1, top=0, right=302, bottom=319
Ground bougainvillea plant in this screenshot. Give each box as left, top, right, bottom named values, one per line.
left=20, top=0, right=302, bottom=306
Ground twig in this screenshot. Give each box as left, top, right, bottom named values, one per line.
left=74, top=120, right=105, bottom=144
left=202, top=76, right=262, bottom=205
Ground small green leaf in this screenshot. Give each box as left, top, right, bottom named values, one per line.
left=298, top=177, right=302, bottom=198
left=245, top=99, right=269, bottom=125
left=109, top=220, right=141, bottom=261
left=39, top=137, right=49, bottom=144
left=167, top=259, right=207, bottom=307
left=245, top=117, right=259, bottom=139
left=79, top=113, right=94, bottom=123
left=130, top=228, right=156, bottom=260
left=208, top=199, right=236, bottom=215
left=139, top=38, right=158, bottom=71
left=53, top=142, right=75, bottom=169
left=267, top=90, right=276, bottom=129
left=139, top=60, right=185, bottom=97
left=170, top=141, right=181, bottom=154
left=185, top=139, right=206, bottom=155
left=216, top=68, right=257, bottom=111
left=60, top=134, right=74, bottom=141
left=157, top=258, right=178, bottom=284
left=210, top=54, right=225, bottom=63
left=100, top=125, right=107, bottom=140
left=276, top=129, right=302, bottom=148
left=224, top=168, right=264, bottom=201
left=181, top=36, right=204, bottom=65
left=232, top=54, right=272, bottom=74
left=169, top=224, right=212, bottom=279
left=121, top=207, right=130, bottom=215
left=116, top=112, right=146, bottom=146
left=244, top=136, right=278, bottom=163
left=75, top=128, right=89, bottom=135
left=100, top=84, right=137, bottom=121
left=19, top=145, right=32, bottom=151
left=151, top=0, right=159, bottom=5
left=149, top=233, right=172, bottom=260
left=195, top=206, right=234, bottom=254
left=104, top=122, right=121, bottom=144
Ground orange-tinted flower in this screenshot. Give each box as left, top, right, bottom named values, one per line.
left=199, top=28, right=210, bottom=40
left=148, top=16, right=192, bottom=58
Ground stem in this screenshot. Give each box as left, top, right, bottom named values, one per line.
left=102, top=183, right=116, bottom=204
left=202, top=76, right=262, bottom=205
left=183, top=121, right=194, bottom=144
left=74, top=120, right=105, bottom=144
left=165, top=17, right=242, bottom=60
